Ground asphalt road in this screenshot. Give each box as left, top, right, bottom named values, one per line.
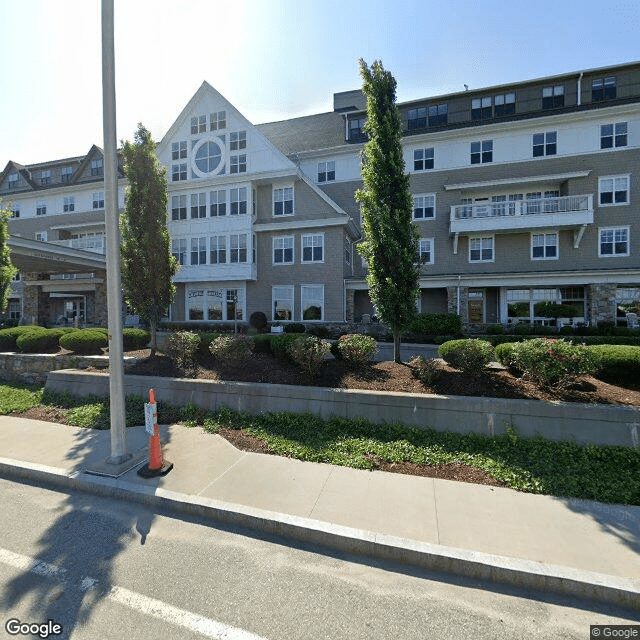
left=0, top=477, right=636, bottom=639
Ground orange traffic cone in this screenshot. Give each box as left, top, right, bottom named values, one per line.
left=137, top=388, right=173, bottom=478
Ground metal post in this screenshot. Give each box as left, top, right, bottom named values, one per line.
left=102, top=0, right=129, bottom=464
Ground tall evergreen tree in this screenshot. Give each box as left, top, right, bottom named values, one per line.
left=120, top=124, right=178, bottom=356
left=355, top=59, right=420, bottom=363
left=0, top=201, right=18, bottom=315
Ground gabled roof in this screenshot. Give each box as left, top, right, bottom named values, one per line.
left=0, top=160, right=37, bottom=192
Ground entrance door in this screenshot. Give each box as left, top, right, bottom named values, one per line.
left=468, top=289, right=484, bottom=324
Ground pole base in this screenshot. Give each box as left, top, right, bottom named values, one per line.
left=137, top=460, right=173, bottom=478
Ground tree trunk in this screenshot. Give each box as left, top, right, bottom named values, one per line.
left=149, top=319, right=157, bottom=358
left=393, top=330, right=402, bottom=363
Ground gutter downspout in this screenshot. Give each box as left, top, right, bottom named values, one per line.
left=457, top=275, right=461, bottom=316
left=577, top=73, right=584, bottom=106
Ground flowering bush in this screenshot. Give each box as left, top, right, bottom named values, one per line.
left=336, top=334, right=378, bottom=366
left=164, top=331, right=200, bottom=376
left=438, top=339, right=494, bottom=375
left=510, top=338, right=596, bottom=387
left=209, top=334, right=253, bottom=361
left=288, top=335, right=331, bottom=377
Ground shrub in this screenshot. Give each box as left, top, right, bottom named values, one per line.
left=287, top=335, right=331, bottom=377
left=16, top=328, right=66, bottom=353
left=588, top=344, right=640, bottom=383
left=249, top=311, right=268, bottom=333
left=122, top=328, right=150, bottom=350
left=209, top=334, right=253, bottom=360
left=514, top=323, right=534, bottom=336
left=486, top=324, right=504, bottom=335
left=59, top=329, right=108, bottom=354
left=408, top=355, right=439, bottom=385
left=493, top=342, right=517, bottom=367
left=409, top=313, right=462, bottom=336
left=0, top=326, right=43, bottom=352
left=438, top=339, right=494, bottom=374
left=510, top=338, right=596, bottom=388
left=252, top=334, right=274, bottom=355
left=283, top=322, right=306, bottom=334
left=270, top=333, right=300, bottom=360
left=196, top=332, right=221, bottom=359
left=164, top=331, right=200, bottom=376
left=307, top=325, right=332, bottom=339
left=336, top=334, right=378, bottom=366
left=559, top=325, right=574, bottom=336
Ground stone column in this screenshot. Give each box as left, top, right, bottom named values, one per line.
left=587, top=283, right=617, bottom=326
left=21, top=272, right=44, bottom=326
left=345, top=289, right=355, bottom=322
left=447, top=285, right=468, bottom=324
left=94, top=281, right=108, bottom=327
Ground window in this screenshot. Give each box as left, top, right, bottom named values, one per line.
left=63, top=196, right=75, bottom=212
left=91, top=159, right=103, bottom=176
left=471, top=96, right=492, bottom=120
left=592, top=77, right=616, bottom=101
left=191, top=192, right=206, bottom=218
left=471, top=93, right=515, bottom=120
left=272, top=286, right=294, bottom=321
left=494, top=93, right=515, bottom=117
left=230, top=131, right=246, bottom=150
left=419, top=238, right=434, bottom=264
left=273, top=236, right=294, bottom=264
left=230, top=188, right=247, bottom=215
left=7, top=172, right=18, bottom=188
left=599, top=176, right=629, bottom=205
left=207, top=290, right=223, bottom=320
left=210, top=189, right=226, bottom=216
left=171, top=195, right=187, bottom=220
left=35, top=231, right=47, bottom=242
left=533, top=131, right=557, bottom=157
left=317, top=161, right=335, bottom=183
left=273, top=187, right=294, bottom=216
left=230, top=154, right=247, bottom=174
left=172, top=141, right=187, bottom=160
left=348, top=117, right=366, bottom=140
left=194, top=141, right=222, bottom=174
left=542, top=85, right=564, bottom=109
left=10, top=205, right=19, bottom=218
left=413, top=194, right=435, bottom=219
left=230, top=234, right=247, bottom=263
left=599, top=227, right=629, bottom=257
left=600, top=122, right=627, bottom=149
left=469, top=236, right=494, bottom=262
left=209, top=236, right=226, bottom=264
left=36, top=201, right=47, bottom=216
left=413, top=148, right=434, bottom=171
left=188, top=289, right=205, bottom=320
left=61, top=166, right=73, bottom=183
left=92, top=191, right=104, bottom=209
left=191, top=115, right=207, bottom=134
left=428, top=104, right=447, bottom=126
left=532, top=232, right=558, bottom=260
left=172, top=163, right=187, bottom=181
left=8, top=300, right=20, bottom=321
left=210, top=111, right=226, bottom=131
left=171, top=238, right=187, bottom=265
left=302, top=234, right=323, bottom=262
left=226, top=289, right=243, bottom=321
left=408, top=107, right=427, bottom=129
left=301, top=285, right=324, bottom=320
left=471, top=140, right=493, bottom=164
left=190, top=237, right=207, bottom=265
left=40, top=170, right=51, bottom=185
left=345, top=238, right=352, bottom=265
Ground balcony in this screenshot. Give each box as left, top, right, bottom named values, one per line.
left=50, top=237, right=106, bottom=254
left=450, top=194, right=593, bottom=234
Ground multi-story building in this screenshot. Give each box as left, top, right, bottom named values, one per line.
left=2, top=61, right=640, bottom=328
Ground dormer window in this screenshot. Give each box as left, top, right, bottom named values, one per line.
left=408, top=107, right=427, bottom=130
left=542, top=85, right=564, bottom=109
left=61, top=166, right=73, bottom=183
left=348, top=117, right=366, bottom=140
left=592, top=77, right=616, bottom=101
left=428, top=104, right=448, bottom=126
left=91, top=159, right=103, bottom=176
left=7, top=172, right=18, bottom=188
left=40, top=170, right=51, bottom=185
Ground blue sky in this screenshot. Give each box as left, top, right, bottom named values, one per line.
left=1, top=0, right=639, bottom=169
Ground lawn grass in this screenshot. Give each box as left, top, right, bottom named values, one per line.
left=1, top=382, right=638, bottom=505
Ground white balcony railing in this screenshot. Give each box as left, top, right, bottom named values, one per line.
left=450, top=194, right=593, bottom=234
left=50, top=237, right=106, bottom=254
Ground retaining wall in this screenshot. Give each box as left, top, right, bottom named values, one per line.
left=45, top=370, right=640, bottom=448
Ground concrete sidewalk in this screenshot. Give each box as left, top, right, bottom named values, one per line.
left=0, top=415, right=638, bottom=610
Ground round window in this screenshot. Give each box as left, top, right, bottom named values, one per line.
left=194, top=141, right=222, bottom=174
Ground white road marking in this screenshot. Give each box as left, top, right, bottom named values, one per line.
left=0, top=546, right=267, bottom=640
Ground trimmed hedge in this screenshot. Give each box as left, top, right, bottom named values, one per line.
left=438, top=339, right=494, bottom=374
left=16, top=328, right=66, bottom=353
left=588, top=344, right=640, bottom=383
left=409, top=313, right=462, bottom=336
left=336, top=334, right=378, bottom=366
left=59, top=329, right=108, bottom=354
left=122, top=328, right=150, bottom=350
left=0, top=326, right=43, bottom=352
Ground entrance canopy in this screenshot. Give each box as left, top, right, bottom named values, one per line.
left=8, top=237, right=106, bottom=275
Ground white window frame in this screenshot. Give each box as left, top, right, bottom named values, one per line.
left=171, top=163, right=187, bottom=181
left=36, top=201, right=47, bottom=216
left=35, top=231, right=47, bottom=242
left=413, top=194, right=436, bottom=220
left=209, top=235, right=226, bottom=264
left=230, top=130, right=247, bottom=151
left=600, top=122, right=627, bottom=150
left=91, top=158, right=103, bottom=176
left=599, top=226, right=630, bottom=258
left=40, top=169, right=51, bottom=185
left=470, top=140, right=493, bottom=164
left=171, top=141, right=187, bottom=160
left=317, top=161, right=336, bottom=183
left=92, top=191, right=104, bottom=209
left=273, top=236, right=294, bottom=265
left=230, top=188, right=247, bottom=215
left=210, top=189, right=226, bottom=216
left=63, top=196, right=75, bottom=212
left=171, top=195, right=187, bottom=220
left=210, top=111, right=226, bottom=131
left=469, top=235, right=494, bottom=263
left=301, top=284, right=324, bottom=321
left=531, top=232, right=559, bottom=261
left=532, top=131, right=557, bottom=157
left=230, top=234, right=248, bottom=263
left=230, top=154, right=247, bottom=174
left=272, top=285, right=294, bottom=321
left=7, top=172, right=18, bottom=188
left=171, top=238, right=187, bottom=265
left=599, top=175, right=630, bottom=206
left=191, top=115, right=207, bottom=135
left=419, top=238, right=434, bottom=265
left=301, top=233, right=324, bottom=263
left=413, top=147, right=434, bottom=172
left=190, top=192, right=207, bottom=219
left=273, top=186, right=294, bottom=216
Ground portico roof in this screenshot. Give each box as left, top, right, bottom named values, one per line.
left=8, top=237, right=106, bottom=275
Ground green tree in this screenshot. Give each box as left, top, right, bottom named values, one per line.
left=355, top=59, right=420, bottom=363
left=120, top=123, right=178, bottom=356
left=0, top=201, right=18, bottom=314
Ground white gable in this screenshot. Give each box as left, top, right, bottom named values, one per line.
left=157, top=82, right=295, bottom=182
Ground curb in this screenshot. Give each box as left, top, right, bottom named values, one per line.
left=1, top=456, right=638, bottom=611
